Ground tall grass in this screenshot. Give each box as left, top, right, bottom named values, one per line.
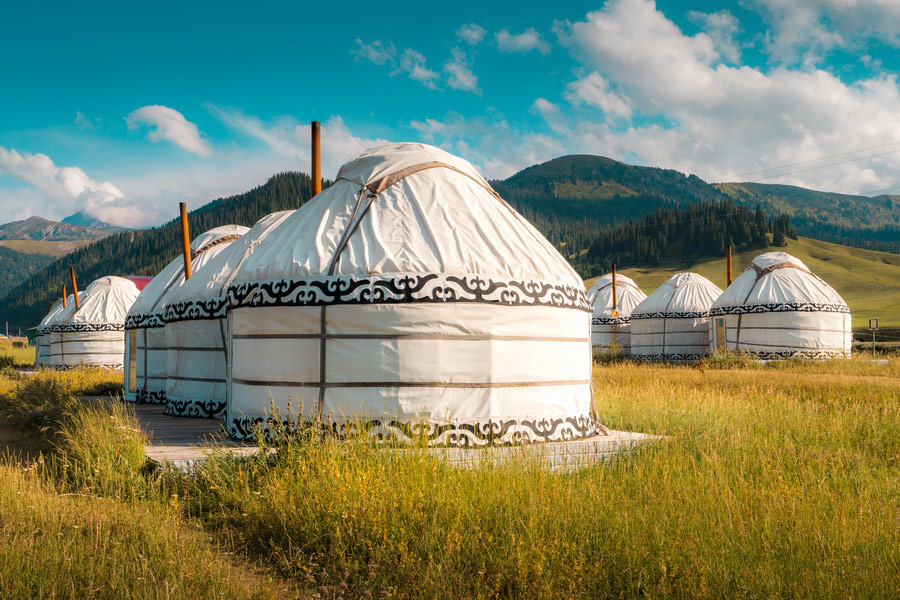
left=0, top=359, right=896, bottom=599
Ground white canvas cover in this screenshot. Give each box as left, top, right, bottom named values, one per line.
left=586, top=273, right=646, bottom=352
left=224, top=142, right=596, bottom=446
left=35, top=296, right=72, bottom=366
left=630, top=272, right=722, bottom=361
left=124, top=225, right=249, bottom=402
left=708, top=252, right=851, bottom=359
left=53, top=276, right=139, bottom=369
left=163, top=211, right=294, bottom=418
left=48, top=294, right=84, bottom=367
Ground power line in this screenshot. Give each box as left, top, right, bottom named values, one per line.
left=746, top=148, right=900, bottom=183
left=720, top=140, right=900, bottom=180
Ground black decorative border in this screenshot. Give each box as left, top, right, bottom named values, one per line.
left=710, top=302, right=849, bottom=316
left=228, top=413, right=597, bottom=446
left=632, top=310, right=710, bottom=320
left=631, top=352, right=709, bottom=362
left=47, top=323, right=125, bottom=333
left=592, top=316, right=631, bottom=325
left=165, top=397, right=225, bottom=418
left=125, top=312, right=166, bottom=329
left=134, top=389, right=167, bottom=405
left=226, top=274, right=591, bottom=313
left=734, top=349, right=851, bottom=360
left=51, top=362, right=123, bottom=371
left=164, top=297, right=227, bottom=323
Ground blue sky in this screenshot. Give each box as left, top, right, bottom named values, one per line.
left=2, top=0, right=900, bottom=226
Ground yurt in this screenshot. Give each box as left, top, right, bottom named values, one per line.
left=709, top=252, right=851, bottom=359
left=163, top=211, right=294, bottom=418
left=35, top=297, right=70, bottom=366
left=630, top=272, right=723, bottom=361
left=223, top=142, right=596, bottom=445
left=124, top=225, right=249, bottom=403
left=48, top=294, right=83, bottom=368
left=586, top=273, right=647, bottom=352
left=53, top=276, right=140, bottom=369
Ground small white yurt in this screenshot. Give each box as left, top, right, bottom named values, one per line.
left=124, top=225, right=249, bottom=403
left=586, top=273, right=647, bottom=352
left=223, top=142, right=596, bottom=445
left=709, top=252, right=851, bottom=359
left=35, top=297, right=70, bottom=366
left=630, top=272, right=723, bottom=362
left=163, top=211, right=294, bottom=418
left=48, top=294, right=83, bottom=368
left=53, top=276, right=140, bottom=369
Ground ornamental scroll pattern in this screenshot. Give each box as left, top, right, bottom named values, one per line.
left=710, top=302, right=850, bottom=316
left=227, top=413, right=598, bottom=447
left=224, top=274, right=591, bottom=313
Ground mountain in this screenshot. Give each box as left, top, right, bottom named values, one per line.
left=715, top=182, right=898, bottom=253
left=0, top=172, right=317, bottom=330
left=589, top=236, right=900, bottom=331
left=0, top=216, right=111, bottom=242
left=62, top=211, right=130, bottom=233
left=494, top=155, right=899, bottom=255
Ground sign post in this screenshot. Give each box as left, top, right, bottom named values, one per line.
left=869, top=318, right=879, bottom=357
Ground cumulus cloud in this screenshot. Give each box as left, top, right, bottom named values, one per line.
left=126, top=105, right=213, bottom=156
left=444, top=48, right=480, bottom=94
left=456, top=23, right=486, bottom=45
left=398, top=49, right=438, bottom=89
left=548, top=0, right=900, bottom=192
left=351, top=39, right=396, bottom=65
left=496, top=28, right=551, bottom=55
left=353, top=39, right=440, bottom=89
left=0, top=146, right=151, bottom=226
left=688, top=9, right=742, bottom=64
left=565, top=72, right=632, bottom=118
left=751, top=0, right=900, bottom=65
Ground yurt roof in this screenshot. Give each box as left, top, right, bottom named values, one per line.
left=37, top=295, right=77, bottom=332
left=64, top=276, right=140, bottom=325
left=586, top=273, right=647, bottom=316
left=126, top=224, right=249, bottom=324
left=46, top=293, right=85, bottom=332
left=225, top=143, right=584, bottom=306
left=632, top=272, right=723, bottom=318
left=711, top=251, right=847, bottom=310
left=163, top=211, right=294, bottom=321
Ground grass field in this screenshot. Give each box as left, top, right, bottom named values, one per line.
left=0, top=356, right=896, bottom=599
left=0, top=337, right=34, bottom=368
left=584, top=236, right=900, bottom=330
left=0, top=239, right=94, bottom=257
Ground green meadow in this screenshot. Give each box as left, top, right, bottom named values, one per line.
left=0, top=356, right=896, bottom=599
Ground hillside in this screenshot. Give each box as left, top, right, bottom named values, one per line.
left=0, top=216, right=111, bottom=242
left=495, top=155, right=898, bottom=254
left=0, top=172, right=317, bottom=330
left=585, top=236, right=900, bottom=329
left=0, top=246, right=56, bottom=299
left=0, top=240, right=95, bottom=257
left=715, top=182, right=898, bottom=253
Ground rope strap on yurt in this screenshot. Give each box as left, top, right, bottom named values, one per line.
left=190, top=234, right=244, bottom=261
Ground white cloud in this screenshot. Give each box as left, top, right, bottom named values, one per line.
left=751, top=0, right=900, bottom=64
left=351, top=39, right=396, bottom=65
left=496, top=28, right=551, bottom=55
left=210, top=106, right=390, bottom=177
left=456, top=23, right=486, bottom=45
left=74, top=111, right=100, bottom=130
left=548, top=0, right=900, bottom=193
left=444, top=48, right=480, bottom=94
left=565, top=72, right=632, bottom=118
left=0, top=146, right=150, bottom=226
left=398, top=49, right=438, bottom=89
left=126, top=105, right=213, bottom=157
left=688, top=9, right=742, bottom=64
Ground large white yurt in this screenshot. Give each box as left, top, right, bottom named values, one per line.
left=35, top=297, right=70, bottom=366
left=630, top=272, right=723, bottom=361
left=124, top=225, right=249, bottom=403
left=163, top=211, right=294, bottom=418
left=223, top=142, right=596, bottom=445
left=48, top=294, right=83, bottom=368
left=709, top=252, right=851, bottom=359
left=586, top=273, right=647, bottom=352
left=53, top=276, right=140, bottom=369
